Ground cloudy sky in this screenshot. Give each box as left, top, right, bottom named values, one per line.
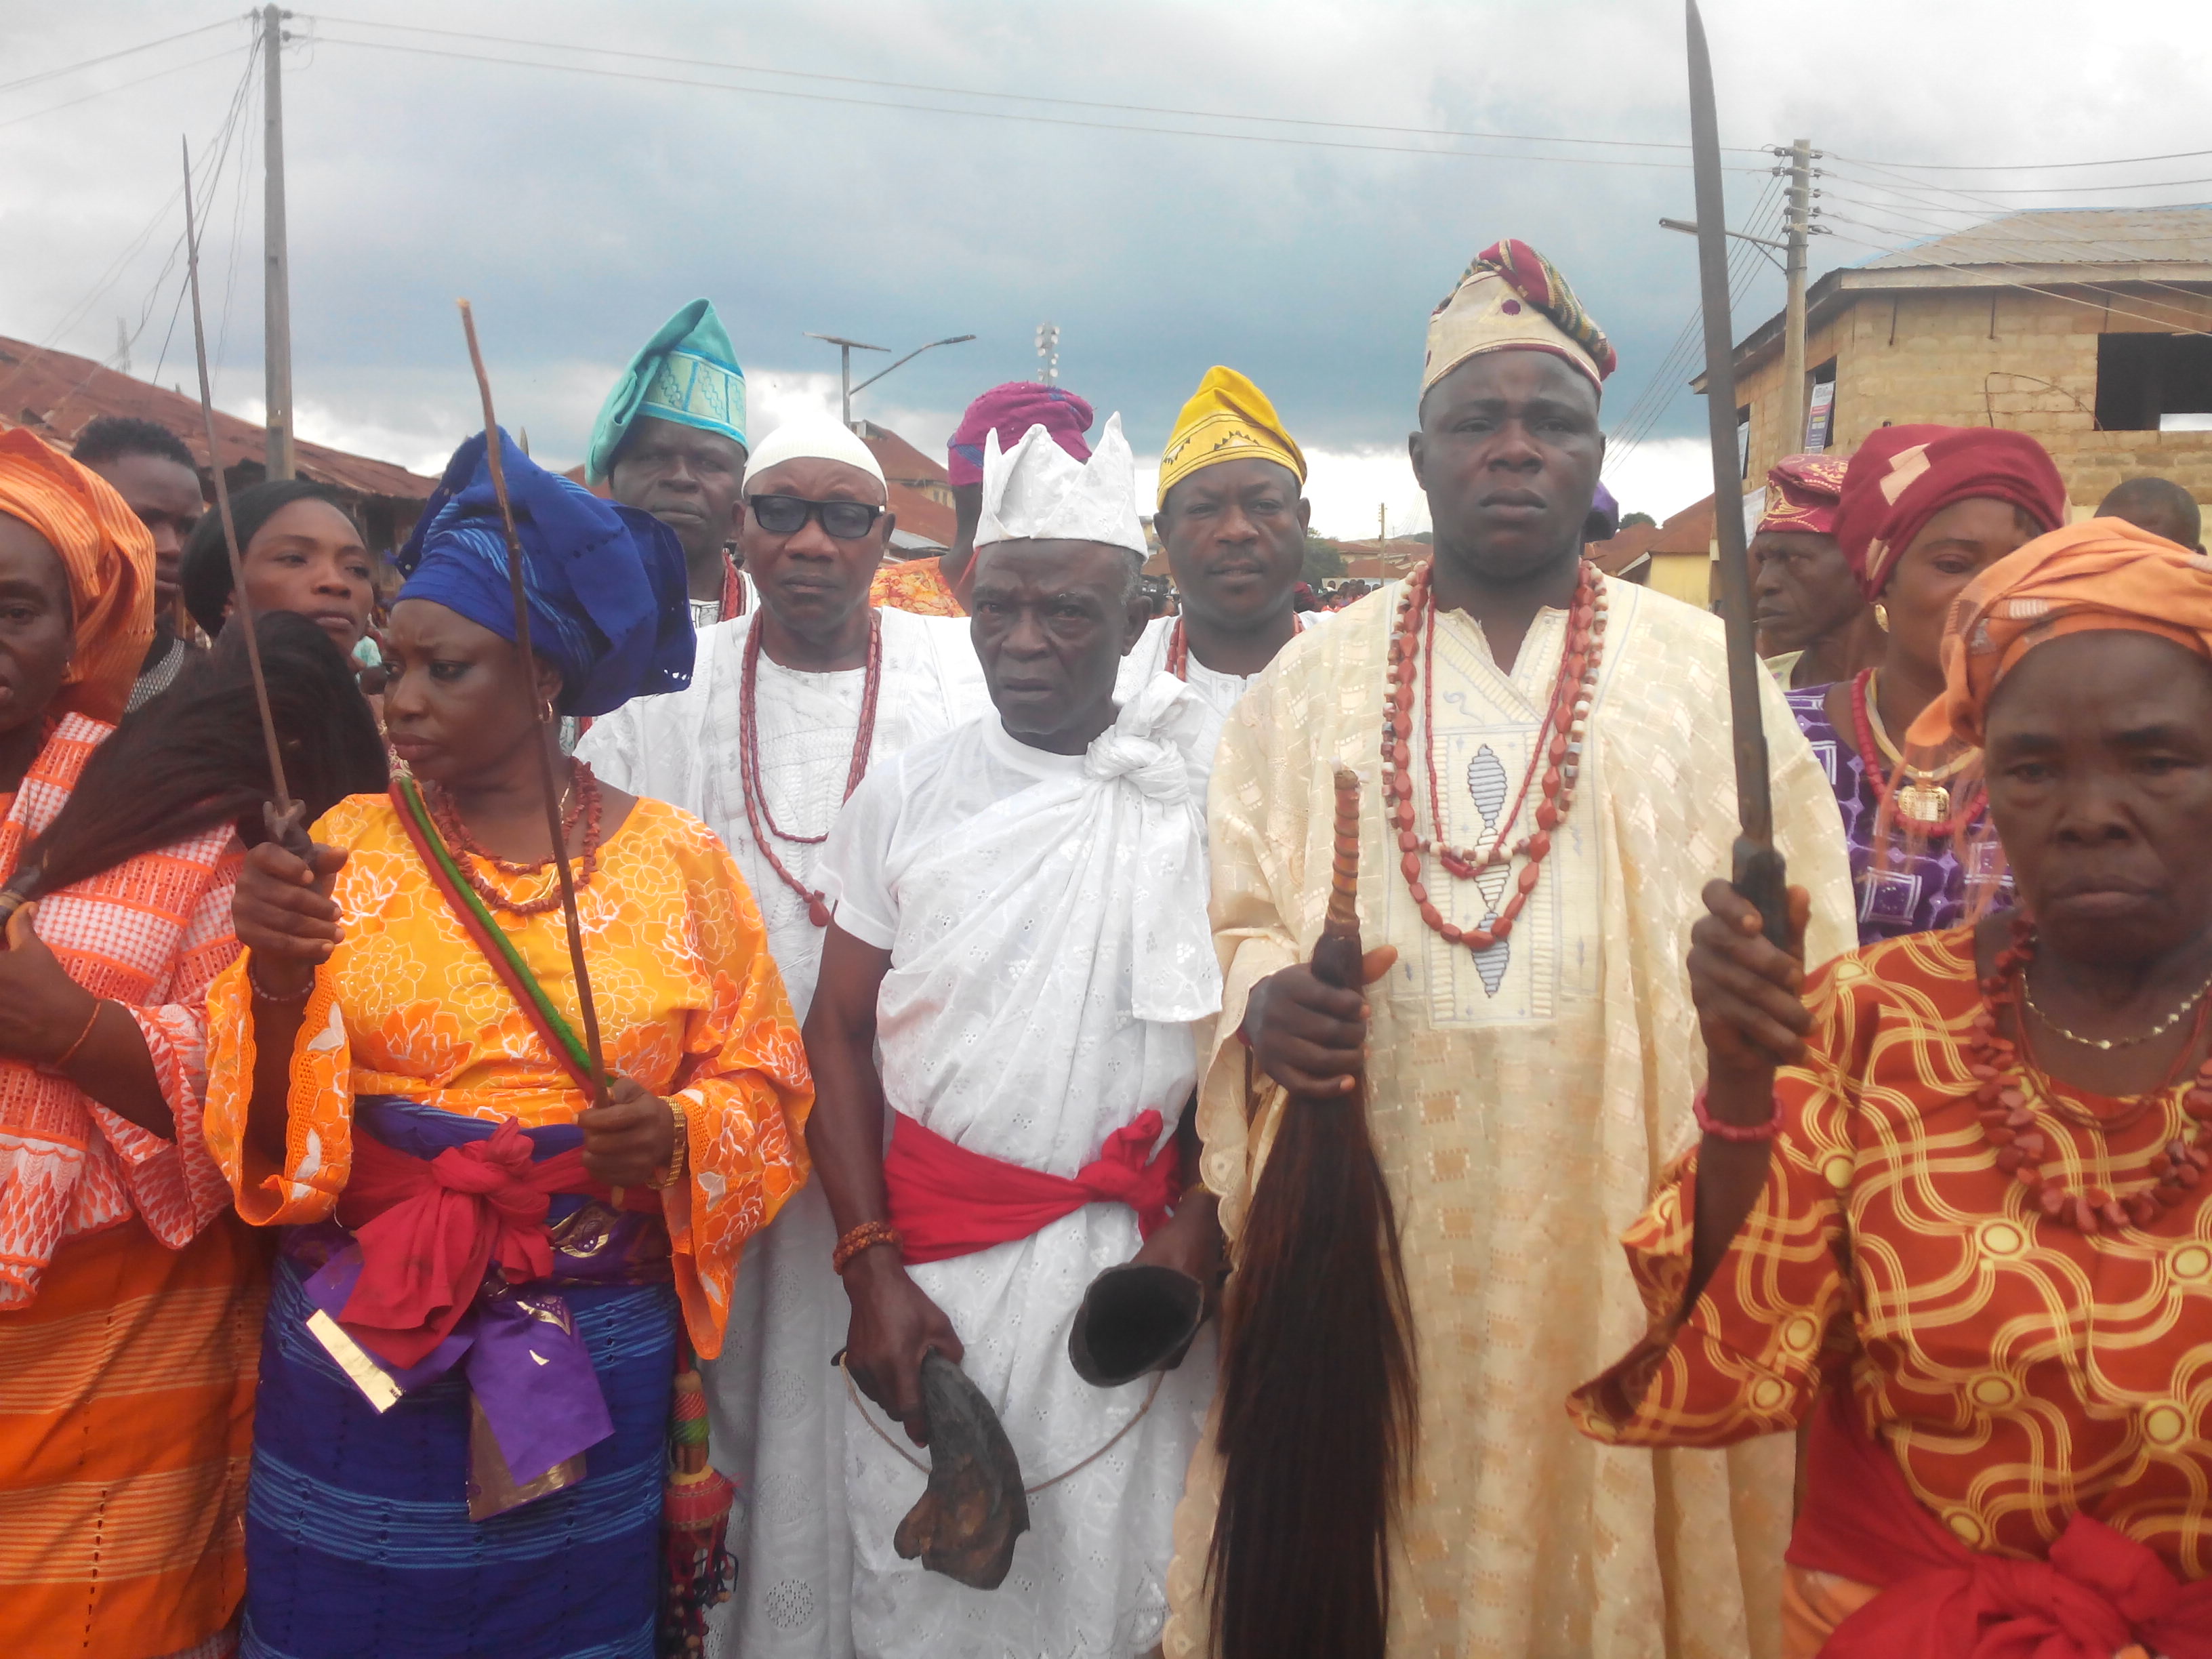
left=3, top=1, right=2207, bottom=537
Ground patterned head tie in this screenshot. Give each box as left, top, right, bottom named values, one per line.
left=1422, top=237, right=1618, bottom=396
left=1832, top=424, right=2066, bottom=602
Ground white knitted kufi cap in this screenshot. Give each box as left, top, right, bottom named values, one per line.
left=741, top=414, right=886, bottom=493
left=975, top=412, right=1145, bottom=556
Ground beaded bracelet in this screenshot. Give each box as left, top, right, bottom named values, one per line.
left=247, top=954, right=314, bottom=1004
left=1693, top=1086, right=1780, bottom=1144
left=832, top=1219, right=903, bottom=1275
left=649, top=1102, right=691, bottom=1190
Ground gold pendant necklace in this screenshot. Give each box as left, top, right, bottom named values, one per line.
left=1862, top=670, right=1971, bottom=823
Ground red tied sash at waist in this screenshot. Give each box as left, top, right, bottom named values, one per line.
left=1789, top=1389, right=2212, bottom=1658
left=335, top=1118, right=615, bottom=1370
left=884, top=1108, right=1181, bottom=1265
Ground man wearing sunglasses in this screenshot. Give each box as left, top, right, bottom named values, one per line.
left=579, top=411, right=987, bottom=1659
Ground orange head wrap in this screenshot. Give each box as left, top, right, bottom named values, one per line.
left=0, top=428, right=156, bottom=724
left=1908, top=517, right=2212, bottom=750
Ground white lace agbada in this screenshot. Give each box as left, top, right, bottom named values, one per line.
left=579, top=607, right=987, bottom=1659
left=815, top=675, right=1221, bottom=1659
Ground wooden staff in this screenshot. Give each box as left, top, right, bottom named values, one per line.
left=1209, top=764, right=1415, bottom=1659
left=1685, top=0, right=1790, bottom=944
left=453, top=302, right=609, bottom=1105
left=181, top=137, right=304, bottom=852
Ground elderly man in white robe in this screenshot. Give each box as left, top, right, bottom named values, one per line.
left=1160, top=241, right=1857, bottom=1659
left=804, top=413, right=1222, bottom=1659
left=579, top=413, right=985, bottom=1659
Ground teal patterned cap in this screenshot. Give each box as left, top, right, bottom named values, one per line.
left=585, top=299, right=746, bottom=484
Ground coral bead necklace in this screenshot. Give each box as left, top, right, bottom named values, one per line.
left=1377, top=560, right=1605, bottom=954
left=1971, top=917, right=2212, bottom=1233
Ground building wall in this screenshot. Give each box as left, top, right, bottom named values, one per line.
left=1646, top=551, right=1713, bottom=609
left=1731, top=283, right=2212, bottom=508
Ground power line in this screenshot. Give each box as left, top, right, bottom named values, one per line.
left=0, top=43, right=246, bottom=134
left=1816, top=161, right=2212, bottom=321
left=297, top=11, right=1770, bottom=159
left=0, top=17, right=241, bottom=98
left=297, top=28, right=1771, bottom=172
left=1828, top=144, right=2212, bottom=174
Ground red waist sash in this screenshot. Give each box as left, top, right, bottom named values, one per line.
left=884, top=1108, right=1181, bottom=1265
left=1789, top=1389, right=2212, bottom=1658
left=334, top=1118, right=647, bottom=1369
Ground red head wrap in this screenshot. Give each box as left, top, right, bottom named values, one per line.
left=947, top=383, right=1094, bottom=489
left=1757, top=453, right=1848, bottom=537
left=1832, top=424, right=2066, bottom=601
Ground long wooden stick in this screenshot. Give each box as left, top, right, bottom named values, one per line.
left=1684, top=1, right=1789, bottom=945
left=182, top=136, right=302, bottom=847
left=454, top=301, right=609, bottom=1105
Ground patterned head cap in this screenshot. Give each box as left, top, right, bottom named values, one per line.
left=1422, top=238, right=1618, bottom=396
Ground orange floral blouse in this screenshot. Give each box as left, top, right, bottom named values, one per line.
left=202, top=792, right=814, bottom=1357
left=1570, top=926, right=2212, bottom=1580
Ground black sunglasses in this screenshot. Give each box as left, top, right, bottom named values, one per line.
left=747, top=493, right=884, bottom=541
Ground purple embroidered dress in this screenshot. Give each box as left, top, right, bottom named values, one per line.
left=1786, top=683, right=2006, bottom=945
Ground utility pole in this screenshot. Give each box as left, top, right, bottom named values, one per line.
left=262, top=4, right=295, bottom=480
left=1778, top=137, right=1814, bottom=455
left=1036, top=323, right=1059, bottom=385
left=1377, top=503, right=1386, bottom=541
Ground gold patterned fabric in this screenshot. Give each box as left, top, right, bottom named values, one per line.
left=1571, top=926, right=2212, bottom=1581
left=1164, top=576, right=1857, bottom=1659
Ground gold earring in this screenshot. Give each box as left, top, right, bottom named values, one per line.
left=1873, top=602, right=1889, bottom=632
left=540, top=697, right=556, bottom=724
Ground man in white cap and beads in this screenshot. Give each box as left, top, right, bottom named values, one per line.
left=804, top=413, right=1223, bottom=1658
left=1160, top=241, right=1856, bottom=1658
left=579, top=413, right=986, bottom=1659
left=587, top=298, right=759, bottom=623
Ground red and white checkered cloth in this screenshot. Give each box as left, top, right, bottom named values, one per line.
left=0, top=714, right=243, bottom=1307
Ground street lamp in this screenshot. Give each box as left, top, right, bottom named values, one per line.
left=807, top=331, right=977, bottom=427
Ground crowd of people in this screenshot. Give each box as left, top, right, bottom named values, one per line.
left=4, top=232, right=2212, bottom=1659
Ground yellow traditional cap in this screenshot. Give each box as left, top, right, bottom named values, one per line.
left=1155, top=366, right=1307, bottom=509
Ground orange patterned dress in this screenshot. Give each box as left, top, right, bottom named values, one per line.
left=201, top=791, right=813, bottom=1356
left=0, top=713, right=262, bottom=1659
left=868, top=555, right=964, bottom=617
left=1571, top=928, right=2212, bottom=1624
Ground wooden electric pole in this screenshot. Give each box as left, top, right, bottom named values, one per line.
left=262, top=4, right=295, bottom=480
left=1778, top=138, right=1814, bottom=455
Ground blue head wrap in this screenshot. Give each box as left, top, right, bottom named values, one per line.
left=585, top=298, right=747, bottom=485
left=396, top=429, right=693, bottom=718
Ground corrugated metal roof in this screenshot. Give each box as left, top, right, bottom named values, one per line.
left=0, top=333, right=438, bottom=501
left=1858, top=205, right=2212, bottom=271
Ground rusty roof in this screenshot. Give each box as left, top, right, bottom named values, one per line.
left=855, top=420, right=949, bottom=487
left=0, top=333, right=438, bottom=501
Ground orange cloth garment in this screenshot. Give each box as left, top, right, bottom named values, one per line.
left=1910, top=515, right=2212, bottom=748
left=0, top=1213, right=265, bottom=1659
left=0, top=716, right=258, bottom=1659
left=0, top=428, right=156, bottom=724
left=201, top=792, right=814, bottom=1357
left=1570, top=926, right=2212, bottom=1582
left=868, top=555, right=966, bottom=617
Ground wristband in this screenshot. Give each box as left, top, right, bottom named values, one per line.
left=41, top=999, right=104, bottom=1074
left=1693, top=1085, right=1780, bottom=1143
left=833, top=1220, right=903, bottom=1275
left=649, top=1101, right=690, bottom=1190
